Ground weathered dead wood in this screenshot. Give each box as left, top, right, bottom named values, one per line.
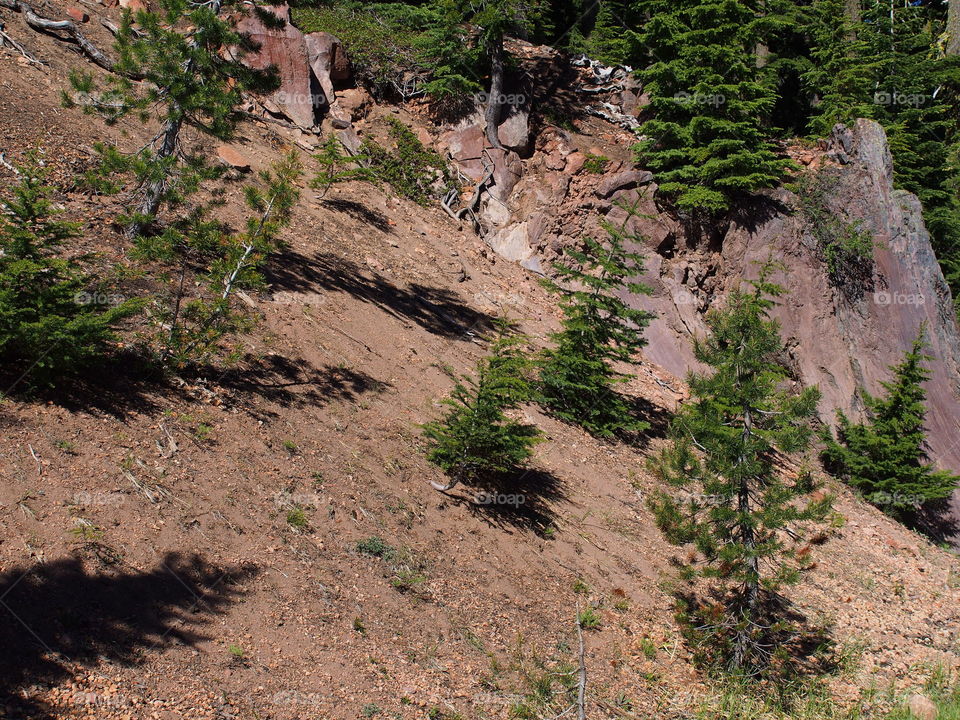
left=0, top=19, right=42, bottom=63
left=0, top=0, right=113, bottom=70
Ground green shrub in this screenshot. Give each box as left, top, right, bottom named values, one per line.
left=582, top=153, right=610, bottom=174
left=793, top=172, right=875, bottom=300
left=356, top=536, right=393, bottom=558
left=0, top=158, right=139, bottom=387
left=423, top=320, right=542, bottom=488
left=362, top=119, right=456, bottom=205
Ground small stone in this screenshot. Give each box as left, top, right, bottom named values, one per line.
left=66, top=7, right=89, bottom=21
left=216, top=145, right=251, bottom=172
left=906, top=694, right=938, bottom=720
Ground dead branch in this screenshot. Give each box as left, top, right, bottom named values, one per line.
left=575, top=603, right=587, bottom=720
left=0, top=0, right=114, bottom=70
left=0, top=20, right=42, bottom=63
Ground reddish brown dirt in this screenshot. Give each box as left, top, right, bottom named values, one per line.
left=0, top=7, right=958, bottom=720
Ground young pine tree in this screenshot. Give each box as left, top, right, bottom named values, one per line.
left=66, top=0, right=277, bottom=236
left=0, top=159, right=139, bottom=387
left=538, top=199, right=654, bottom=439
left=423, top=321, right=542, bottom=491
left=648, top=263, right=831, bottom=675
left=139, top=151, right=302, bottom=367
left=311, top=136, right=375, bottom=199
left=634, top=0, right=792, bottom=218
left=822, top=332, right=960, bottom=521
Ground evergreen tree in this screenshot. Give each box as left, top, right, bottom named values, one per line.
left=311, top=136, right=375, bottom=199
left=454, top=0, right=548, bottom=148
left=822, top=332, right=960, bottom=520
left=582, top=1, right=640, bottom=67
left=634, top=0, right=793, bottom=217
left=139, top=151, right=302, bottom=366
left=648, top=262, right=831, bottom=675
left=538, top=199, right=654, bottom=439
left=66, top=0, right=277, bottom=236
left=0, top=158, right=139, bottom=387
left=423, top=320, right=542, bottom=490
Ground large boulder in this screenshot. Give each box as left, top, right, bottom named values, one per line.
left=236, top=4, right=316, bottom=129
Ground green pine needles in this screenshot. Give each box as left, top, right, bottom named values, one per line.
left=634, top=0, right=793, bottom=217
left=65, top=0, right=277, bottom=235
left=648, top=261, right=832, bottom=676
left=422, top=320, right=543, bottom=490
left=538, top=198, right=655, bottom=439
left=822, top=331, right=960, bottom=522
left=311, top=136, right=376, bottom=199
left=139, top=151, right=302, bottom=367
left=0, top=158, right=139, bottom=387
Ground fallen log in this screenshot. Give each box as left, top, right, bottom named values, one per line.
left=0, top=0, right=113, bottom=70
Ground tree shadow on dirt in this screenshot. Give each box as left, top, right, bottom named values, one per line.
left=266, top=250, right=495, bottom=340
left=910, top=499, right=960, bottom=549
left=208, top=354, right=392, bottom=416
left=628, top=395, right=674, bottom=444
left=0, top=349, right=165, bottom=418
left=0, top=552, right=257, bottom=719
left=322, top=198, right=393, bottom=234
left=669, top=584, right=840, bottom=690
left=439, top=467, right=566, bottom=536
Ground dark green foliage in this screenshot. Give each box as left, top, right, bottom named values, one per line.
left=822, top=332, right=960, bottom=520
left=66, top=0, right=276, bottom=231
left=648, top=262, right=831, bottom=675
left=311, top=135, right=376, bottom=198
left=582, top=153, right=610, bottom=174
left=422, top=320, right=542, bottom=488
left=139, top=152, right=302, bottom=366
left=792, top=171, right=875, bottom=301
left=581, top=1, right=640, bottom=67
left=634, top=0, right=793, bottom=216
left=361, top=119, right=455, bottom=204
left=804, top=0, right=960, bottom=309
left=538, top=199, right=654, bottom=439
left=0, top=159, right=139, bottom=387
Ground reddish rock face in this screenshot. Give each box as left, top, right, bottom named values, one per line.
left=630, top=120, right=960, bottom=544
left=236, top=4, right=316, bottom=129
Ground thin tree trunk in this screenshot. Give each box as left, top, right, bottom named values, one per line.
left=948, top=0, right=960, bottom=56
left=128, top=114, right=182, bottom=238
left=484, top=32, right=505, bottom=150
left=844, top=0, right=861, bottom=41
left=733, top=405, right=759, bottom=668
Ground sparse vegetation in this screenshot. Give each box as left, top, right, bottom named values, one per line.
left=361, top=119, right=456, bottom=205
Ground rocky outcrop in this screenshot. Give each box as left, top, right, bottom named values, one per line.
left=237, top=4, right=351, bottom=130
left=477, top=108, right=960, bottom=543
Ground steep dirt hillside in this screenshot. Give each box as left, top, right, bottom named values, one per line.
left=0, top=5, right=959, bottom=720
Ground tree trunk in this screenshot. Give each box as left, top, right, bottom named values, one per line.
left=948, top=0, right=960, bottom=56
left=127, top=114, right=182, bottom=238
left=844, top=0, right=860, bottom=41
left=733, top=405, right=760, bottom=669
left=484, top=32, right=505, bottom=150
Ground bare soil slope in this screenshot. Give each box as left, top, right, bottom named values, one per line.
left=0, top=8, right=958, bottom=720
